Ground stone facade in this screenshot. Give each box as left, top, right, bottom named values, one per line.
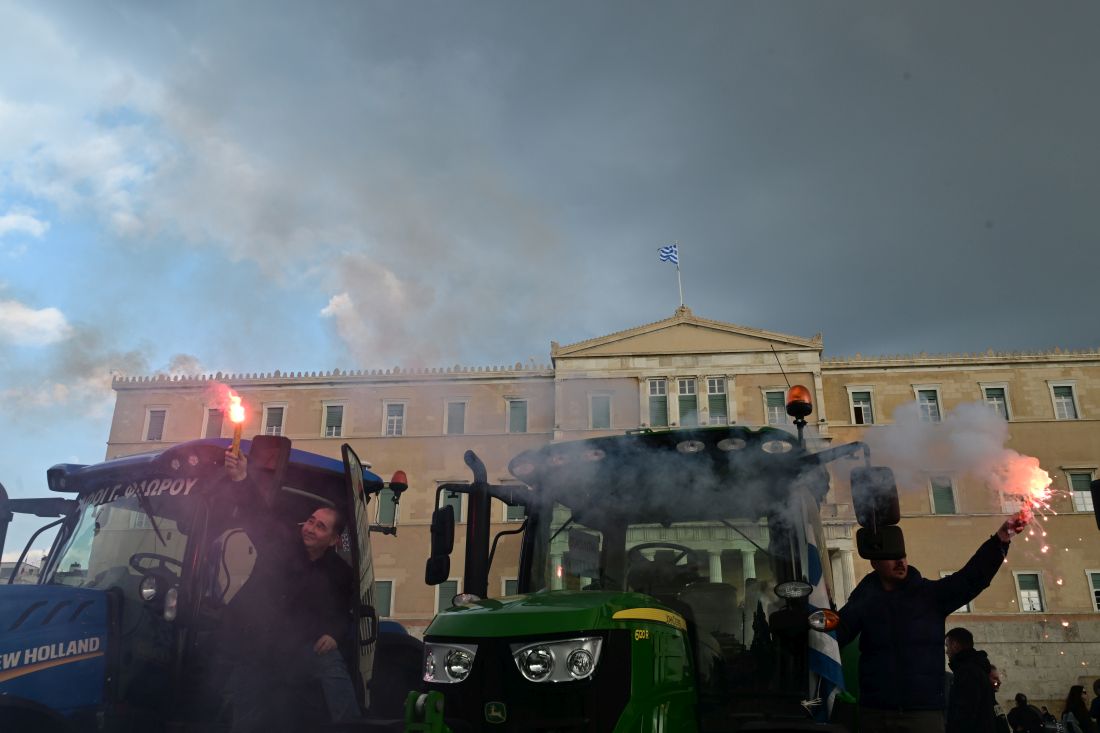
left=106, top=307, right=1100, bottom=708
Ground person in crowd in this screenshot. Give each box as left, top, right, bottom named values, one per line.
left=944, top=627, right=994, bottom=733
left=1062, top=685, right=1099, bottom=733
left=222, top=450, right=358, bottom=732
left=1090, top=680, right=1100, bottom=726
left=838, top=516, right=1028, bottom=733
left=1007, top=693, right=1044, bottom=733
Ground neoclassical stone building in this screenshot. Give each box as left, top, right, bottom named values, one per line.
left=107, top=307, right=1100, bottom=705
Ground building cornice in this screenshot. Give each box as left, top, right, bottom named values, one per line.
left=112, top=363, right=554, bottom=391
left=823, top=347, right=1100, bottom=369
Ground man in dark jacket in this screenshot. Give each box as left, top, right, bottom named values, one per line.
left=838, top=516, right=1026, bottom=733
left=1006, top=693, right=1044, bottom=733
left=222, top=451, right=358, bottom=732
left=944, top=627, right=994, bottom=733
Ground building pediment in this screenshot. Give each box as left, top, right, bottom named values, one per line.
left=552, top=306, right=822, bottom=360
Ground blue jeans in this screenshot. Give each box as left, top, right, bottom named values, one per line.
left=308, top=646, right=360, bottom=722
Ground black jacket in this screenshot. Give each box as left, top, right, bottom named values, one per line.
left=838, top=534, right=1008, bottom=711
left=946, top=648, right=995, bottom=733
left=218, top=479, right=353, bottom=657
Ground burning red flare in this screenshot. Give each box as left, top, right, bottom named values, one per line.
left=227, top=390, right=246, bottom=457
left=998, top=454, right=1053, bottom=531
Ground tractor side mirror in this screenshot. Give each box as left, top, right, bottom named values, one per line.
left=424, top=505, right=455, bottom=586
left=851, top=466, right=901, bottom=528
left=856, top=525, right=907, bottom=561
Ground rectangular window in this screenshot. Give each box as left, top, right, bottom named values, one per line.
left=437, top=579, right=459, bottom=612
left=931, top=477, right=957, bottom=514
left=374, top=580, right=393, bottom=617
left=145, top=409, right=166, bottom=441
left=917, top=389, right=941, bottom=423
left=385, top=403, right=405, bottom=437
left=590, top=395, right=611, bottom=430
left=851, top=391, right=874, bottom=425
left=983, top=387, right=1009, bottom=420
left=1015, top=573, right=1044, bottom=612
left=1053, top=385, right=1079, bottom=420
left=1089, top=572, right=1100, bottom=612
left=263, top=406, right=285, bottom=436
left=377, top=488, right=398, bottom=525
left=1070, top=472, right=1095, bottom=512
left=442, top=491, right=463, bottom=523
left=765, top=391, right=787, bottom=425
left=204, top=409, right=224, bottom=439
left=648, top=379, right=668, bottom=427
left=678, top=378, right=698, bottom=427
left=445, top=401, right=466, bottom=435
left=507, top=399, right=528, bottom=434
left=324, top=404, right=344, bottom=437
left=503, top=578, right=519, bottom=596
left=505, top=503, right=526, bottom=522
left=707, top=378, right=727, bottom=425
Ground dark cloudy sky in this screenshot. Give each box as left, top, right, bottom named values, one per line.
left=1, top=0, right=1098, bottom=552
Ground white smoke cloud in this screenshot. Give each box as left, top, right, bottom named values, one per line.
left=0, top=299, right=73, bottom=346
left=864, top=400, right=1051, bottom=498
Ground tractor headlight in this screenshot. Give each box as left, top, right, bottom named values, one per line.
left=519, top=646, right=553, bottom=681
left=423, top=643, right=477, bottom=684
left=510, top=637, right=602, bottom=683
left=445, top=648, right=474, bottom=681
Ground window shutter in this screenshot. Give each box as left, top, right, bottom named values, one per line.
left=205, top=409, right=224, bottom=439
left=374, top=581, right=392, bottom=617
left=931, top=479, right=956, bottom=514
left=147, top=410, right=166, bottom=441
left=438, top=580, right=458, bottom=612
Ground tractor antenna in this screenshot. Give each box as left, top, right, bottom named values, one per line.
left=771, top=345, right=792, bottom=389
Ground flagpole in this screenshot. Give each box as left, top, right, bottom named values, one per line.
left=675, top=241, right=683, bottom=308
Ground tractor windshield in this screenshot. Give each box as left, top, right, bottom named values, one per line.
left=47, top=496, right=190, bottom=591
left=531, top=498, right=805, bottom=637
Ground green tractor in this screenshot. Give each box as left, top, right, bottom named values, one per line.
left=408, top=387, right=895, bottom=732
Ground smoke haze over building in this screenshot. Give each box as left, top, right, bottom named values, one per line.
left=1, top=0, right=1098, bottom=551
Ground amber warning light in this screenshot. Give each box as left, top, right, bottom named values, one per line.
left=786, top=385, right=813, bottom=419
left=228, top=392, right=245, bottom=457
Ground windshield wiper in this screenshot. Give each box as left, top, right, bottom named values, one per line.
left=719, top=518, right=767, bottom=555
left=135, top=492, right=167, bottom=547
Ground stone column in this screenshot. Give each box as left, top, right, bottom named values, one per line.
left=551, top=554, right=563, bottom=590
left=708, top=551, right=723, bottom=583
left=839, top=549, right=855, bottom=605
left=741, top=548, right=757, bottom=580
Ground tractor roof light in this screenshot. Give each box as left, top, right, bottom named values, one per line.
left=786, top=385, right=813, bottom=419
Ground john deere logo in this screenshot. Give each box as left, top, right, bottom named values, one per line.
left=485, top=701, right=507, bottom=724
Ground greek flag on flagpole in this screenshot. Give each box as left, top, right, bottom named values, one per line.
left=801, top=492, right=845, bottom=720
left=658, top=243, right=679, bottom=265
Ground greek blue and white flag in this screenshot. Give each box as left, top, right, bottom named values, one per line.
left=800, top=490, right=845, bottom=720
left=658, top=243, right=679, bottom=265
